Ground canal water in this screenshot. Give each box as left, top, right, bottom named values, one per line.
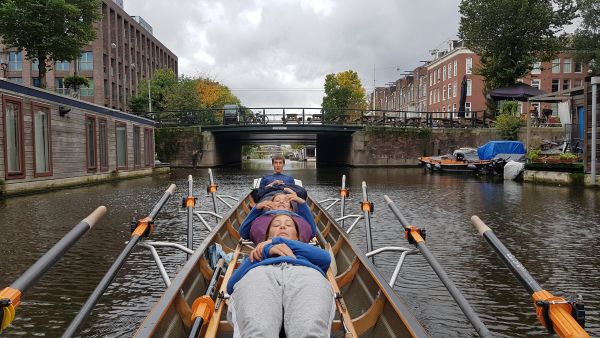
left=1, top=161, right=598, bottom=337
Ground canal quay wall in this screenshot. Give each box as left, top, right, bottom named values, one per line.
left=349, top=127, right=564, bottom=166
left=0, top=81, right=167, bottom=197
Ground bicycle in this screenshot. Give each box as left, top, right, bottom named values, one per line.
left=245, top=112, right=269, bottom=125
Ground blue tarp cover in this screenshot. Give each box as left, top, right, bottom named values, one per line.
left=477, top=141, right=526, bottom=160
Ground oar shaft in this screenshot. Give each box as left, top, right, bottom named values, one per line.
left=384, top=196, right=491, bottom=338
left=471, top=216, right=542, bottom=294
left=187, top=175, right=194, bottom=257
left=361, top=182, right=374, bottom=259
left=61, top=237, right=141, bottom=338
left=11, top=206, right=107, bottom=294
left=148, top=184, right=176, bottom=221
left=62, top=184, right=175, bottom=338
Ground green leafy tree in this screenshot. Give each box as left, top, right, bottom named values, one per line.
left=571, top=0, right=600, bottom=75
left=458, top=0, right=576, bottom=92
left=0, top=0, right=102, bottom=88
left=321, top=70, right=367, bottom=121
left=130, top=68, right=178, bottom=112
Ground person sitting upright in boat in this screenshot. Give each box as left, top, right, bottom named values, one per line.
left=227, top=213, right=334, bottom=337
left=240, top=188, right=317, bottom=243
left=259, top=154, right=295, bottom=189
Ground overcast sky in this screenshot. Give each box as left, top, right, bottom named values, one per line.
left=124, top=0, right=462, bottom=107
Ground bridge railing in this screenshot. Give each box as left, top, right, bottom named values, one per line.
left=139, top=108, right=490, bottom=128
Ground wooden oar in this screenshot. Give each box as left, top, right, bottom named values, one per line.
left=315, top=228, right=358, bottom=338
left=62, top=184, right=176, bottom=338
left=471, top=216, right=589, bottom=338
left=384, top=195, right=492, bottom=338
left=0, top=206, right=107, bottom=332
left=188, top=258, right=225, bottom=338
left=204, top=241, right=243, bottom=338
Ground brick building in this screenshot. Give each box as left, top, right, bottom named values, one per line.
left=375, top=40, right=589, bottom=119
left=0, top=0, right=178, bottom=112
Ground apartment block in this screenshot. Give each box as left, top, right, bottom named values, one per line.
left=0, top=0, right=178, bottom=112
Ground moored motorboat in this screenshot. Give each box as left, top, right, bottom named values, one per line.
left=418, top=147, right=490, bottom=173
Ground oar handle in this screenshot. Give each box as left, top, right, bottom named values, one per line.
left=10, top=206, right=107, bottom=294
left=471, top=216, right=589, bottom=338
left=1, top=206, right=106, bottom=332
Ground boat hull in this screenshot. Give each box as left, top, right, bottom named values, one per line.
left=134, top=193, right=428, bottom=338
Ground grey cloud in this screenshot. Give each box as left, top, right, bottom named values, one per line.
left=125, top=0, right=461, bottom=107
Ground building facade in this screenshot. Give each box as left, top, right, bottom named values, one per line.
left=374, top=40, right=589, bottom=119
left=0, top=0, right=178, bottom=112
left=0, top=80, right=163, bottom=196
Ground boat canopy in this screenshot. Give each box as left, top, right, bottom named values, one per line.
left=477, top=141, right=526, bottom=160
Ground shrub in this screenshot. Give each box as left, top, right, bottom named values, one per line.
left=494, top=112, right=522, bottom=140
left=527, top=149, right=541, bottom=161
left=559, top=153, right=579, bottom=160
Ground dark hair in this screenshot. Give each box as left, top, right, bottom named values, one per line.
left=265, top=214, right=299, bottom=240
left=271, top=154, right=285, bottom=164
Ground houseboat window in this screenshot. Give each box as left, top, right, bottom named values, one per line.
left=133, top=126, right=141, bottom=167
left=5, top=101, right=24, bottom=177
left=86, top=117, right=97, bottom=171
left=33, top=106, right=51, bottom=174
left=99, top=119, right=109, bottom=171
left=116, top=123, right=127, bottom=169
left=145, top=128, right=153, bottom=166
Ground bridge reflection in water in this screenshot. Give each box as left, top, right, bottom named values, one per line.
left=141, top=107, right=488, bottom=129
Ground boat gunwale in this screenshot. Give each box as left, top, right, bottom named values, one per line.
left=135, top=192, right=429, bottom=337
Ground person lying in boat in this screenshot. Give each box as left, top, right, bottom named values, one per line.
left=259, top=154, right=295, bottom=189
left=227, top=214, right=335, bottom=337
left=239, top=188, right=317, bottom=243
left=251, top=179, right=307, bottom=203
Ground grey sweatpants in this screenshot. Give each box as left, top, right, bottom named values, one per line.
left=228, top=263, right=335, bottom=338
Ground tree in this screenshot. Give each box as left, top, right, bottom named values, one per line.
left=129, top=68, right=178, bottom=112
left=458, top=0, right=576, bottom=92
left=571, top=0, right=600, bottom=75
left=0, top=0, right=102, bottom=88
left=321, top=70, right=367, bottom=121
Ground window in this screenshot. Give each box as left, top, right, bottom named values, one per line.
left=574, top=62, right=583, bottom=73
left=575, top=79, right=583, bottom=88
left=78, top=52, right=94, bottom=71
left=551, top=58, right=560, bottom=73
left=466, top=79, right=472, bottom=96
left=531, top=62, right=541, bottom=74
left=429, top=91, right=433, bottom=104
left=442, top=85, right=446, bottom=100
left=551, top=79, right=559, bottom=92
left=85, top=116, right=97, bottom=171
left=144, top=128, right=154, bottom=166
left=443, top=65, right=447, bottom=81
left=437, top=68, right=441, bottom=81
left=453, top=60, right=457, bottom=77
left=429, top=73, right=433, bottom=86
left=8, top=77, right=22, bottom=84
left=55, top=61, right=70, bottom=71
left=32, top=104, right=52, bottom=176
left=465, top=102, right=472, bottom=118
left=8, top=51, right=23, bottom=71
left=99, top=119, right=109, bottom=171
left=32, top=77, right=41, bottom=88
left=116, top=122, right=127, bottom=169
left=31, top=59, right=39, bottom=71
left=133, top=126, right=141, bottom=167
left=452, top=103, right=456, bottom=112
left=55, top=78, right=68, bottom=95
left=563, top=58, right=572, bottom=73
left=466, top=57, right=473, bottom=74
left=563, top=79, right=570, bottom=90
left=453, top=81, right=457, bottom=97
left=447, top=84, right=451, bottom=99
left=531, top=79, right=541, bottom=89
left=448, top=63, right=452, bottom=78
left=80, top=78, right=94, bottom=96
left=3, top=98, right=25, bottom=179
